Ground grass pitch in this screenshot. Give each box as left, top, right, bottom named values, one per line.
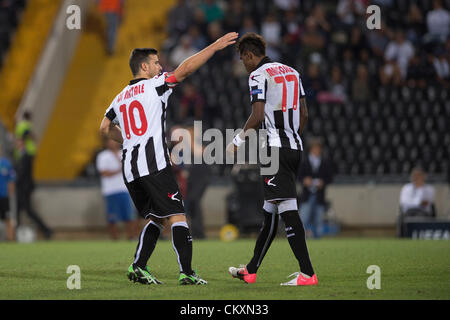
left=0, top=238, right=449, bottom=300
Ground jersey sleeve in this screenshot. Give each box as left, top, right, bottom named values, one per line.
left=299, top=74, right=306, bottom=98
left=104, top=99, right=117, bottom=122
left=154, top=72, right=178, bottom=103
left=164, top=71, right=178, bottom=89
left=248, top=70, right=267, bottom=104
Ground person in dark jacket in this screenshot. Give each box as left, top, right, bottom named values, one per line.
left=15, top=138, right=52, bottom=239
left=298, top=137, right=333, bottom=238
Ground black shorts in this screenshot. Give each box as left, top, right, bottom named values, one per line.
left=0, top=197, right=10, bottom=220
left=261, top=147, right=302, bottom=201
left=125, top=166, right=185, bottom=219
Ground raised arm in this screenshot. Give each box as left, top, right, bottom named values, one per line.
left=173, top=32, right=238, bottom=83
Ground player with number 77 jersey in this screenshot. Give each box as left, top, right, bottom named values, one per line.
left=227, top=33, right=317, bottom=287
left=99, top=32, right=238, bottom=286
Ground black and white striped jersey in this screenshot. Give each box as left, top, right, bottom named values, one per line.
left=248, top=57, right=305, bottom=150
left=104, top=72, right=178, bottom=183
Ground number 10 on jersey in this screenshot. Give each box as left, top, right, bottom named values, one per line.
left=119, top=101, right=148, bottom=139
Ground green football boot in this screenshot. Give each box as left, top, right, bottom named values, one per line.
left=127, top=264, right=163, bottom=285
left=178, top=271, right=208, bottom=285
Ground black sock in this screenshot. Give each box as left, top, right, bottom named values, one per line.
left=171, top=221, right=193, bottom=275
left=134, top=221, right=162, bottom=269
left=280, top=210, right=315, bottom=276
left=246, top=210, right=279, bottom=274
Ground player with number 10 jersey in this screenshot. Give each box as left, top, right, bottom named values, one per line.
left=100, top=32, right=238, bottom=286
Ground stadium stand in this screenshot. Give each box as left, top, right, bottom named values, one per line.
left=34, top=0, right=175, bottom=180
left=157, top=0, right=449, bottom=180
left=0, top=0, right=26, bottom=68
left=0, top=0, right=60, bottom=132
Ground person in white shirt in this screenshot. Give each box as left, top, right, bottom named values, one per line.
left=400, top=167, right=435, bottom=216
left=384, top=30, right=414, bottom=79
left=426, top=0, right=450, bottom=42
left=97, top=139, right=137, bottom=240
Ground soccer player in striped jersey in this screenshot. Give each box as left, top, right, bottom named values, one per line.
left=228, top=33, right=318, bottom=286
left=100, top=32, right=238, bottom=285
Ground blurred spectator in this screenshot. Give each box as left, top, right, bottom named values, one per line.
left=170, top=35, right=199, bottom=66
left=398, top=167, right=436, bottom=237
left=366, top=22, right=390, bottom=58
left=187, top=25, right=207, bottom=51
left=261, top=12, right=282, bottom=61
left=167, top=0, right=193, bottom=38
left=352, top=64, right=371, bottom=102
left=336, top=0, right=366, bottom=27
left=385, top=30, right=414, bottom=79
left=199, top=0, right=224, bottom=24
left=206, top=21, right=231, bottom=63
left=96, top=139, right=137, bottom=240
left=380, top=30, right=414, bottom=85
left=299, top=137, right=333, bottom=239
left=185, top=160, right=211, bottom=239
left=98, top=0, right=124, bottom=55
left=432, top=46, right=450, bottom=87
left=300, top=16, right=326, bottom=62
left=192, top=7, right=208, bottom=36
left=224, top=0, right=244, bottom=32
left=303, top=62, right=326, bottom=100
left=372, top=0, right=393, bottom=8
left=240, top=16, right=258, bottom=35
left=319, top=65, right=347, bottom=103
left=340, top=48, right=355, bottom=77
left=311, top=4, right=331, bottom=33
left=178, top=82, right=204, bottom=123
left=15, top=111, right=36, bottom=158
left=274, top=0, right=299, bottom=12
left=281, top=9, right=301, bottom=66
left=0, top=143, right=15, bottom=241
left=349, top=26, right=367, bottom=59
left=400, top=167, right=435, bottom=216
left=406, top=53, right=435, bottom=88
left=425, top=0, right=450, bottom=43
left=15, top=138, right=53, bottom=239
left=406, top=3, right=425, bottom=44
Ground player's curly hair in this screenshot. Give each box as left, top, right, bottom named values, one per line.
left=236, top=33, right=266, bottom=57
left=129, top=48, right=158, bottom=76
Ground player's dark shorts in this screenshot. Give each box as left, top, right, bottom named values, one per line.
left=0, top=197, right=10, bottom=220
left=261, top=147, right=302, bottom=201
left=125, top=166, right=185, bottom=219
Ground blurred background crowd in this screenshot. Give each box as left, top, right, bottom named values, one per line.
left=155, top=0, right=450, bottom=179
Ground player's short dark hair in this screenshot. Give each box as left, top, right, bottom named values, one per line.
left=236, top=33, right=266, bottom=57
left=129, top=48, right=158, bottom=76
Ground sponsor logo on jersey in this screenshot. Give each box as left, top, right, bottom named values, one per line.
left=250, top=89, right=263, bottom=95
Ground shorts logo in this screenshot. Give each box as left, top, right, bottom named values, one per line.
left=168, top=191, right=180, bottom=202
left=265, top=177, right=276, bottom=187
